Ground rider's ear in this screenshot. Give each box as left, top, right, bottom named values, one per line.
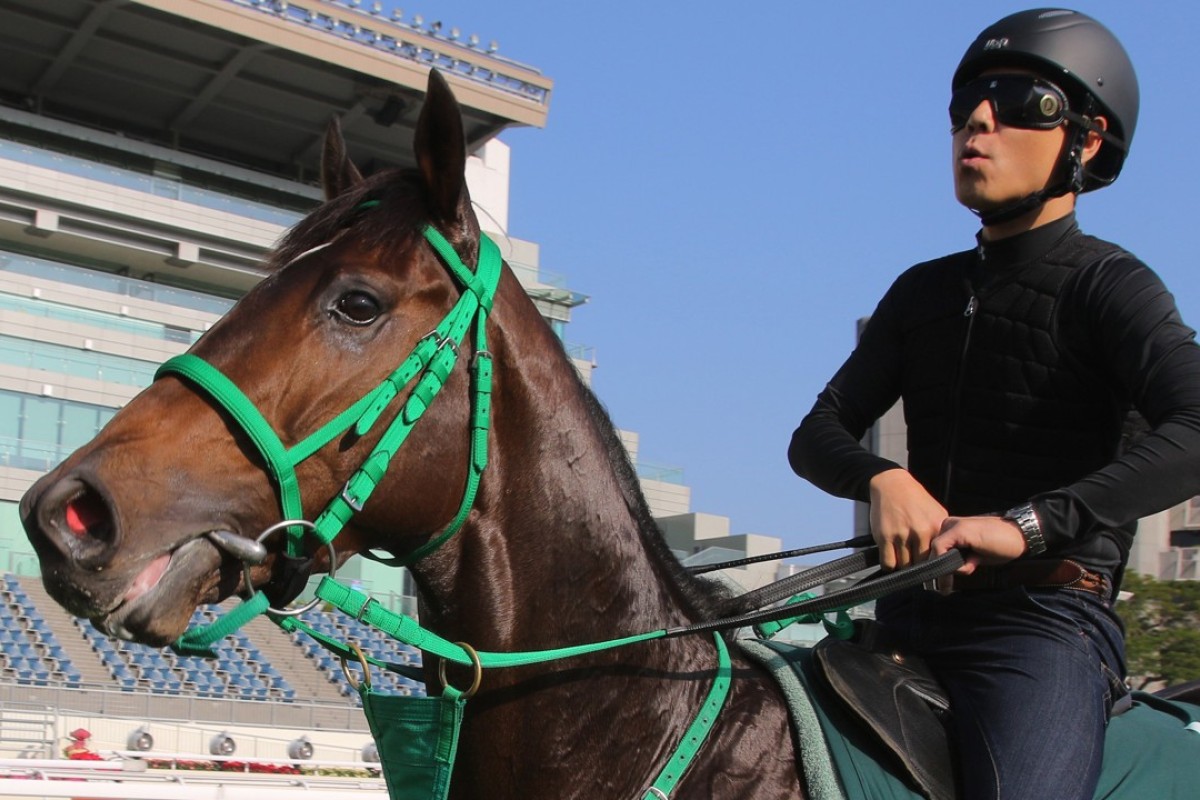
left=414, top=69, right=472, bottom=231
left=319, top=116, right=364, bottom=201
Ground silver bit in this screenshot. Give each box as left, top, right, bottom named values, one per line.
left=205, top=530, right=268, bottom=565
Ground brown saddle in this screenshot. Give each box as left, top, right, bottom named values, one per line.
left=813, top=622, right=958, bottom=800
left=811, top=621, right=1200, bottom=800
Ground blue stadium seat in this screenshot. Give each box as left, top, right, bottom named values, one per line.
left=9, top=659, right=34, bottom=681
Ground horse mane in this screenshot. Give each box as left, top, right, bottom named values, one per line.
left=572, top=370, right=737, bottom=621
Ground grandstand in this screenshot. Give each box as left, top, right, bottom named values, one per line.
left=0, top=571, right=416, bottom=763
left=0, top=0, right=556, bottom=768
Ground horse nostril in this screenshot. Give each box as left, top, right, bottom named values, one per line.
left=37, top=479, right=119, bottom=566
left=65, top=490, right=112, bottom=542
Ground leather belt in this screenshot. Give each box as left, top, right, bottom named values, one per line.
left=950, top=559, right=1110, bottom=598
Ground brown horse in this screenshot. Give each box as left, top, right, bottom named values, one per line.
left=20, top=71, right=805, bottom=798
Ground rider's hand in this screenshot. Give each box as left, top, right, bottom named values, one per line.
left=868, top=469, right=949, bottom=570
left=931, top=516, right=1029, bottom=575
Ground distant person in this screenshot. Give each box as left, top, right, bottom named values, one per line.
left=789, top=8, right=1200, bottom=800
left=64, top=728, right=97, bottom=760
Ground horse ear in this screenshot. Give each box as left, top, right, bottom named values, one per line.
left=320, top=117, right=364, bottom=201
left=414, top=69, right=471, bottom=227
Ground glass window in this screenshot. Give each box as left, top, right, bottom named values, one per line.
left=0, top=335, right=160, bottom=388
left=0, top=392, right=19, bottom=466
left=0, top=393, right=20, bottom=441
left=0, top=249, right=236, bottom=316
left=61, top=404, right=102, bottom=453
left=20, top=397, right=60, bottom=468
left=0, top=390, right=116, bottom=470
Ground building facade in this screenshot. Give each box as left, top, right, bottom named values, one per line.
left=0, top=0, right=783, bottom=606
left=0, top=0, right=563, bottom=588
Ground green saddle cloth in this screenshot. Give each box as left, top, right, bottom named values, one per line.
left=740, top=639, right=1200, bottom=800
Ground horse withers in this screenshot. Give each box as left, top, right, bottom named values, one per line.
left=20, top=70, right=805, bottom=799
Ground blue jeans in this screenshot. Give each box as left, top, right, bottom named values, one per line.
left=876, top=583, right=1126, bottom=800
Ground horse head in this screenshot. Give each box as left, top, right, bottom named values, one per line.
left=20, top=70, right=508, bottom=646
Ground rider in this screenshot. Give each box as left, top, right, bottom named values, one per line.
left=789, top=9, right=1200, bottom=800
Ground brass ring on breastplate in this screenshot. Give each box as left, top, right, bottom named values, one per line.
left=340, top=641, right=372, bottom=691
left=439, top=642, right=482, bottom=698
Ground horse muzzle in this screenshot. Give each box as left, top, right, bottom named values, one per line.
left=20, top=469, right=240, bottom=644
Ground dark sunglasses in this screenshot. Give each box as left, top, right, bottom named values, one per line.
left=949, top=75, right=1070, bottom=132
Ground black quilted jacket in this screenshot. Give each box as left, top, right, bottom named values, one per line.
left=790, top=214, right=1200, bottom=577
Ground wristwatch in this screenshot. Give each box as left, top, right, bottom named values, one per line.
left=1003, top=502, right=1047, bottom=556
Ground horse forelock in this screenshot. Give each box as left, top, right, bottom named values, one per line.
left=271, top=170, right=432, bottom=272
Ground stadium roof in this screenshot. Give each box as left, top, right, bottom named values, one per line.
left=0, top=0, right=553, bottom=182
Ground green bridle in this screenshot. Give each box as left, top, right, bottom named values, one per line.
left=157, top=223, right=502, bottom=655
left=155, top=220, right=735, bottom=799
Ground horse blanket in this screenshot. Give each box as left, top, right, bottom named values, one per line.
left=739, top=638, right=1200, bottom=800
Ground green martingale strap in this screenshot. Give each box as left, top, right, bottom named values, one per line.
left=173, top=592, right=270, bottom=657
left=310, top=576, right=732, bottom=799
left=753, top=593, right=855, bottom=642
left=642, top=632, right=732, bottom=799
left=313, top=577, right=666, bottom=668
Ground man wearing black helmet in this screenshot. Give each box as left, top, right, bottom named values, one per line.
left=790, top=8, right=1200, bottom=800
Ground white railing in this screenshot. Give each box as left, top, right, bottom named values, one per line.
left=225, top=0, right=549, bottom=106
left=0, top=756, right=386, bottom=799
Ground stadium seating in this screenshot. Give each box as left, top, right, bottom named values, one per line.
left=0, top=575, right=83, bottom=686
left=73, top=609, right=296, bottom=700
left=294, top=608, right=424, bottom=701
left=1, top=573, right=425, bottom=701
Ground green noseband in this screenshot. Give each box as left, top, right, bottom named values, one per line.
left=156, top=224, right=502, bottom=655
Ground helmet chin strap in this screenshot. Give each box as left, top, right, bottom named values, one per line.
left=974, top=129, right=1088, bottom=227
left=974, top=185, right=1065, bottom=227
left=974, top=100, right=1099, bottom=229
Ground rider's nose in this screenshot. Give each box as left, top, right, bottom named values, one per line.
left=965, top=99, right=996, bottom=133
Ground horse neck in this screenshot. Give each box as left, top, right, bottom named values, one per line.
left=410, top=276, right=709, bottom=652
left=396, top=278, right=805, bottom=800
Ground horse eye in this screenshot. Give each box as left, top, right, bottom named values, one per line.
left=333, top=291, right=381, bottom=325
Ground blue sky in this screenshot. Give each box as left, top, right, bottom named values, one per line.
left=386, top=2, right=1200, bottom=550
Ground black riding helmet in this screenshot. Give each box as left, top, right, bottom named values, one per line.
left=953, top=9, right=1139, bottom=222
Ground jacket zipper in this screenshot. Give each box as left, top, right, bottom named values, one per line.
left=940, top=292, right=978, bottom=506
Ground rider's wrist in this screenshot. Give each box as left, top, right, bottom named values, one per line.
left=1003, top=502, right=1047, bottom=556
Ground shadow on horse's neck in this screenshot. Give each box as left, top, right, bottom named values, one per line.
left=408, top=273, right=724, bottom=654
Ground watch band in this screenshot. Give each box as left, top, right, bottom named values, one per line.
left=1004, top=502, right=1047, bottom=556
